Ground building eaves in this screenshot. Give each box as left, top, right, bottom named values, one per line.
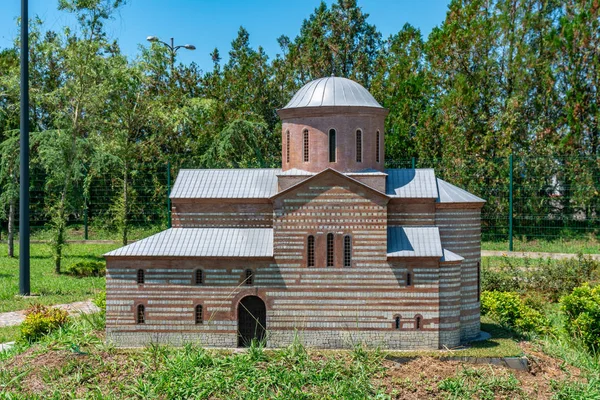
left=104, top=228, right=273, bottom=258
left=170, top=169, right=280, bottom=199
left=441, top=248, right=464, bottom=263
left=387, top=226, right=443, bottom=258
left=270, top=168, right=390, bottom=201
left=436, top=178, right=486, bottom=204
left=385, top=169, right=438, bottom=198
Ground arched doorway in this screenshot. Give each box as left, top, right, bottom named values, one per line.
left=237, top=296, right=266, bottom=347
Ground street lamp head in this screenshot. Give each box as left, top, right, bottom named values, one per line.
left=146, top=36, right=159, bottom=42
left=184, top=44, right=196, bottom=50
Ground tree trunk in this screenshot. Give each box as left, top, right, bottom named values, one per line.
left=8, top=197, right=15, bottom=258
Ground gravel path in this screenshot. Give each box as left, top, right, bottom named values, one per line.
left=0, top=300, right=99, bottom=328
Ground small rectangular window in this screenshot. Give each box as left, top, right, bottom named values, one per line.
left=137, top=305, right=145, bottom=324
left=343, top=235, right=351, bottom=267
left=356, top=130, right=362, bottom=162
left=307, top=236, right=315, bottom=267
left=376, top=131, right=380, bottom=163
left=245, top=269, right=254, bottom=285
left=303, top=130, right=309, bottom=162
left=407, top=272, right=412, bottom=286
left=137, top=269, right=145, bottom=284
left=327, top=233, right=334, bottom=267
left=195, top=305, right=203, bottom=324
left=195, top=269, right=203, bottom=285
left=286, top=131, right=290, bottom=164
left=329, top=129, right=336, bottom=162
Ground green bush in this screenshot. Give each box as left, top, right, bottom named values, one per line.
left=65, top=261, right=106, bottom=277
left=482, top=255, right=599, bottom=302
left=20, top=304, right=69, bottom=342
left=561, top=284, right=600, bottom=352
left=480, top=291, right=550, bottom=335
left=93, top=291, right=106, bottom=313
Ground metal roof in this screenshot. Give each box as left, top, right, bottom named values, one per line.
left=385, top=169, right=438, bottom=198
left=276, top=168, right=315, bottom=176
left=282, top=77, right=383, bottom=109
left=104, top=228, right=273, bottom=258
left=170, top=169, right=280, bottom=199
left=170, top=168, right=482, bottom=203
left=387, top=227, right=443, bottom=258
left=437, top=178, right=485, bottom=203
left=441, top=248, right=464, bottom=262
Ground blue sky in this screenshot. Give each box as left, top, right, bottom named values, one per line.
left=1, top=0, right=450, bottom=71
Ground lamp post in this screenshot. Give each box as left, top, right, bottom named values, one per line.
left=20, top=0, right=30, bottom=295
left=146, top=36, right=196, bottom=85
left=145, top=36, right=195, bottom=229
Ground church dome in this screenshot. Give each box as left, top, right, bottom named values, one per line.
left=282, top=76, right=383, bottom=109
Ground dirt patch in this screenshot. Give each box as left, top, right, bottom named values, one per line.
left=375, top=342, right=586, bottom=399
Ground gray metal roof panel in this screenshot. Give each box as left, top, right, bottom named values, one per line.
left=387, top=226, right=443, bottom=258
left=276, top=168, right=315, bottom=176
left=436, top=178, right=485, bottom=203
left=283, top=77, right=383, bottom=109
left=170, top=169, right=281, bottom=199
left=105, top=228, right=273, bottom=258
left=385, top=169, right=438, bottom=198
left=441, top=248, right=464, bottom=262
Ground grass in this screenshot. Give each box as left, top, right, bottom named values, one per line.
left=2, top=224, right=165, bottom=242
left=483, top=235, right=600, bottom=254
left=0, top=325, right=20, bottom=343
left=0, top=243, right=117, bottom=313
left=0, top=313, right=592, bottom=399
left=387, top=316, right=523, bottom=359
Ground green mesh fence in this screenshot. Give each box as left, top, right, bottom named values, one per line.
left=4, top=155, right=599, bottom=249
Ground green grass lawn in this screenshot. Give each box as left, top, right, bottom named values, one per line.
left=0, top=325, right=20, bottom=343
left=0, top=243, right=117, bottom=313
left=0, top=314, right=592, bottom=399
left=483, top=236, right=600, bottom=254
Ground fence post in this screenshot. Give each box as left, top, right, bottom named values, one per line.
left=508, top=154, right=514, bottom=252
left=167, top=161, right=171, bottom=229
left=83, top=167, right=89, bottom=240
left=411, top=157, right=416, bottom=169
left=84, top=207, right=88, bottom=240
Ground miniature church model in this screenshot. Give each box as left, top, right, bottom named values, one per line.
left=105, top=77, right=485, bottom=349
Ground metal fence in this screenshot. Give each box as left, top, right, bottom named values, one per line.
left=3, top=155, right=599, bottom=250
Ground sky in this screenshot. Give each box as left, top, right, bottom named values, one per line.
left=0, top=0, right=451, bottom=71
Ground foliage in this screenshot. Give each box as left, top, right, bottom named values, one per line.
left=482, top=255, right=600, bottom=302
left=561, top=284, right=600, bottom=353
left=438, top=366, right=523, bottom=399
left=93, top=290, right=106, bottom=313
left=480, top=291, right=551, bottom=335
left=1, top=0, right=599, bottom=247
left=20, top=304, right=69, bottom=342
left=0, top=243, right=112, bottom=313
left=65, top=260, right=106, bottom=277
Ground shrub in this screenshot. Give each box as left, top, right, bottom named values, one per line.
left=482, top=255, right=600, bottom=302
left=65, top=261, right=106, bottom=277
left=561, top=284, right=600, bottom=352
left=20, top=304, right=69, bottom=342
left=481, top=291, right=550, bottom=335
left=93, top=291, right=106, bottom=313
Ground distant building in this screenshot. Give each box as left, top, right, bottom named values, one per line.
left=104, top=77, right=485, bottom=349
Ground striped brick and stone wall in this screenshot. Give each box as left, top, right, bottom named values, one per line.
left=172, top=200, right=273, bottom=228
left=387, top=200, right=436, bottom=226
left=105, top=256, right=444, bottom=349
left=436, top=205, right=482, bottom=341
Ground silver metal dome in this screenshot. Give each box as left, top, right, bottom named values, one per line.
left=282, top=76, right=383, bottom=109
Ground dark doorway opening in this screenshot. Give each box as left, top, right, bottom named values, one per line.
left=237, top=296, right=266, bottom=347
